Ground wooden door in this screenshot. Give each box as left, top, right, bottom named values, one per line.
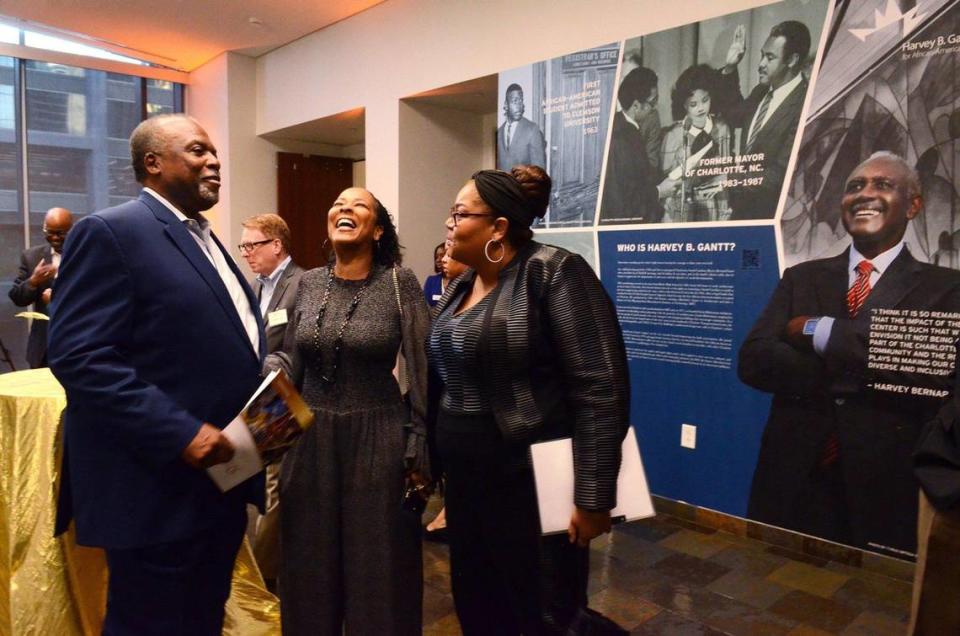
left=276, top=153, right=354, bottom=269
left=544, top=46, right=619, bottom=225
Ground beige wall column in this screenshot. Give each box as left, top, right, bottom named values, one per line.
left=186, top=54, right=231, bottom=242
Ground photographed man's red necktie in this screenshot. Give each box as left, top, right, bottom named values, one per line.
left=846, top=260, right=874, bottom=318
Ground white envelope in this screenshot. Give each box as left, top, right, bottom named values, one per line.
left=205, top=417, right=264, bottom=492
left=205, top=370, right=279, bottom=491
left=530, top=427, right=655, bottom=534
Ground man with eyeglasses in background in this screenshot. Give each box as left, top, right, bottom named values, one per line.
left=599, top=67, right=678, bottom=224
left=9, top=206, right=73, bottom=368
left=238, top=212, right=303, bottom=590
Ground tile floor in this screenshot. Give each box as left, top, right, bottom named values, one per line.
left=422, top=513, right=912, bottom=635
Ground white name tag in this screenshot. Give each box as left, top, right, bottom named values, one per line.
left=432, top=293, right=442, bottom=302
left=267, top=308, right=288, bottom=327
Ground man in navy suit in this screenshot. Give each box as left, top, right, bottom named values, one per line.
left=8, top=207, right=73, bottom=368
left=739, top=152, right=960, bottom=556
left=48, top=114, right=266, bottom=635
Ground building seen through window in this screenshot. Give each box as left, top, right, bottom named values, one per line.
left=0, top=50, right=183, bottom=371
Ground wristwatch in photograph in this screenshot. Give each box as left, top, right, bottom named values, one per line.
left=802, top=317, right=821, bottom=336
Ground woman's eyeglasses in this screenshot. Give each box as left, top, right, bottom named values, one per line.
left=448, top=208, right=493, bottom=226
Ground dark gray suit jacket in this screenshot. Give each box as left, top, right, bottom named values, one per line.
left=719, top=70, right=807, bottom=220
left=599, top=111, right=662, bottom=223
left=9, top=244, right=55, bottom=368
left=253, top=261, right=304, bottom=354
left=497, top=117, right=547, bottom=171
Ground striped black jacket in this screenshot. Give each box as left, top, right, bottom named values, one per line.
left=431, top=241, right=630, bottom=511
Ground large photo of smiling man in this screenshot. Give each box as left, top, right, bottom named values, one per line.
left=737, top=151, right=960, bottom=557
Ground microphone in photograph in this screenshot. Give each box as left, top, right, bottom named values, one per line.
left=680, top=117, right=691, bottom=221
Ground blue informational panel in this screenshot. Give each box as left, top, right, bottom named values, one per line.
left=597, top=226, right=779, bottom=515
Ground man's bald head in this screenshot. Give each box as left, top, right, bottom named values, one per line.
left=129, top=114, right=221, bottom=216
left=840, top=151, right=922, bottom=259
left=43, top=207, right=73, bottom=252
left=129, top=114, right=199, bottom=184
left=45, top=207, right=72, bottom=226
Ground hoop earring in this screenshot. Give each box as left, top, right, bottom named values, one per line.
left=484, top=239, right=504, bottom=263
left=321, top=238, right=335, bottom=264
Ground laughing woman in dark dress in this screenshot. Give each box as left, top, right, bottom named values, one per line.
left=266, top=187, right=430, bottom=635
left=428, top=166, right=630, bottom=634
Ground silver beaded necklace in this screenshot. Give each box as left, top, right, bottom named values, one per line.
left=312, top=265, right=375, bottom=385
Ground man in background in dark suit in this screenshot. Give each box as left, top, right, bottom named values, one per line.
left=738, top=151, right=960, bottom=556
left=721, top=21, right=810, bottom=220
left=48, top=114, right=265, bottom=635
left=241, top=213, right=304, bottom=354
left=599, top=67, right=676, bottom=224
left=238, top=212, right=303, bottom=587
left=8, top=207, right=73, bottom=368
left=496, top=83, right=546, bottom=171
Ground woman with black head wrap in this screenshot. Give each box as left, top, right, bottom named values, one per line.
left=427, top=166, right=630, bottom=634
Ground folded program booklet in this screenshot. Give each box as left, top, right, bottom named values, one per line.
left=207, top=369, right=315, bottom=492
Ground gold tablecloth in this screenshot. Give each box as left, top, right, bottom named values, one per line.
left=0, top=368, right=281, bottom=635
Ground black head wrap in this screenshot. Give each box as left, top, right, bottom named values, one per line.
left=471, top=169, right=542, bottom=228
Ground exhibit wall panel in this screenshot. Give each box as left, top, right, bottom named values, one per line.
left=485, top=0, right=958, bottom=561
left=257, top=0, right=777, bottom=244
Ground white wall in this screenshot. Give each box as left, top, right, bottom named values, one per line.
left=189, top=53, right=362, bottom=276
left=481, top=113, right=498, bottom=170
left=353, top=160, right=366, bottom=187
left=252, top=0, right=777, bottom=280
left=398, top=101, right=489, bottom=278
left=225, top=53, right=276, bottom=264
left=186, top=54, right=231, bottom=239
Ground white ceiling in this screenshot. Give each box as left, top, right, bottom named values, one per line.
left=0, top=0, right=386, bottom=71
left=262, top=75, right=498, bottom=147
left=264, top=107, right=366, bottom=146
left=404, top=74, right=497, bottom=115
